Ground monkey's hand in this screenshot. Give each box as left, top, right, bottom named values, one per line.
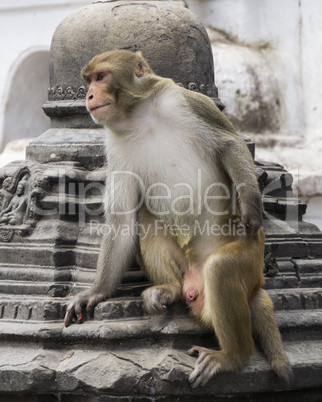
left=64, top=290, right=107, bottom=327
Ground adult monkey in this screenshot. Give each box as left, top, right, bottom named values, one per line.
left=64, top=50, right=291, bottom=387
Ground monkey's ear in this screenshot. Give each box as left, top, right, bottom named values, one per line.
left=135, top=52, right=148, bottom=78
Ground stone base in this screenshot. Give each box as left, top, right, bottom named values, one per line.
left=0, top=306, right=321, bottom=401
left=0, top=254, right=321, bottom=399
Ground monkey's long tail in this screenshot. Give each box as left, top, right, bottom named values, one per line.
left=250, top=289, right=292, bottom=382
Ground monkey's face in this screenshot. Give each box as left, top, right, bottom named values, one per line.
left=81, top=50, right=152, bottom=128
left=83, top=70, right=118, bottom=125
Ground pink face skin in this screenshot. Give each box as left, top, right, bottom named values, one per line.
left=83, top=70, right=117, bottom=125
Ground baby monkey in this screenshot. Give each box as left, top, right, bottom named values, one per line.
left=64, top=50, right=291, bottom=387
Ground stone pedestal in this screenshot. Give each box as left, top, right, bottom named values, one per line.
left=0, top=1, right=321, bottom=400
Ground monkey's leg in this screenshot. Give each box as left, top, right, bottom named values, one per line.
left=139, top=235, right=187, bottom=314
left=138, top=209, right=187, bottom=314
left=188, top=239, right=259, bottom=387
left=250, top=288, right=292, bottom=381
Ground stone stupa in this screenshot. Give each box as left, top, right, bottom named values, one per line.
left=0, top=1, right=321, bottom=400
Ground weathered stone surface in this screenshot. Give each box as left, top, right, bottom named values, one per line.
left=0, top=1, right=322, bottom=400
left=26, top=128, right=106, bottom=170
left=49, top=1, right=217, bottom=102
left=0, top=329, right=321, bottom=399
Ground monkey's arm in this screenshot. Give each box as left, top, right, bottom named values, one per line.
left=183, top=89, right=262, bottom=234
left=218, top=134, right=262, bottom=234
left=64, top=213, right=138, bottom=327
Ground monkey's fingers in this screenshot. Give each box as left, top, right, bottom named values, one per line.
left=64, top=298, right=85, bottom=327
left=190, top=362, right=219, bottom=388
left=64, top=306, right=76, bottom=327
left=189, top=359, right=210, bottom=388
left=188, top=346, right=218, bottom=388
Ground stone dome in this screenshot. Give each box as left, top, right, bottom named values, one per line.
left=43, top=0, right=222, bottom=128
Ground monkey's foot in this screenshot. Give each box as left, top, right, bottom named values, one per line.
left=64, top=290, right=107, bottom=327
left=187, top=346, right=241, bottom=388
left=142, top=284, right=180, bottom=315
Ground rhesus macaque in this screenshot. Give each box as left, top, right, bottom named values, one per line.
left=64, top=50, right=291, bottom=387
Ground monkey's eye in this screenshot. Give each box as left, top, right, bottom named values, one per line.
left=96, top=73, right=106, bottom=81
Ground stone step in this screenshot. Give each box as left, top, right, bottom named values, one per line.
left=0, top=265, right=72, bottom=282
left=263, top=196, right=306, bottom=221
left=4, top=271, right=321, bottom=298
left=0, top=289, right=321, bottom=323
left=40, top=194, right=104, bottom=219
left=0, top=263, right=144, bottom=284
left=269, top=287, right=322, bottom=310
left=0, top=257, right=320, bottom=304
left=264, top=273, right=322, bottom=289
left=0, top=243, right=99, bottom=269
left=0, top=307, right=321, bottom=344
left=293, top=258, right=322, bottom=274
left=0, top=279, right=71, bottom=297
left=0, top=279, right=148, bottom=299
left=0, top=335, right=321, bottom=399
left=264, top=257, right=322, bottom=288
left=0, top=309, right=321, bottom=397
left=0, top=244, right=76, bottom=268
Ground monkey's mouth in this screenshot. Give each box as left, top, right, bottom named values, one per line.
left=90, top=103, right=112, bottom=113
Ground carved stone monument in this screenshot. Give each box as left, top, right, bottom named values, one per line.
left=0, top=1, right=321, bottom=400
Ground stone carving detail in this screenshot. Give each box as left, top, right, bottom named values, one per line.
left=0, top=176, right=13, bottom=211
left=0, top=168, right=30, bottom=226
left=0, top=228, right=14, bottom=242
left=48, top=85, right=86, bottom=101
left=48, top=82, right=212, bottom=101
left=0, top=175, right=28, bottom=226
left=177, top=82, right=213, bottom=95
left=27, top=175, right=47, bottom=224
left=0, top=167, right=46, bottom=240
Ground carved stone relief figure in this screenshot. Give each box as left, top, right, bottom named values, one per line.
left=0, top=177, right=13, bottom=211
left=26, top=174, right=46, bottom=223
left=0, top=174, right=29, bottom=226
left=48, top=85, right=87, bottom=101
